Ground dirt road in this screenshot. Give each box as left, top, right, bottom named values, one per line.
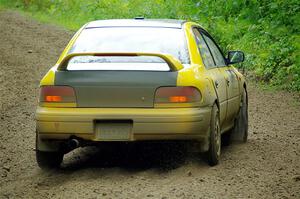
left=0, top=11, right=299, bottom=199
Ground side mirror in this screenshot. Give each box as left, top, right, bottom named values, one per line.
left=227, top=51, right=244, bottom=65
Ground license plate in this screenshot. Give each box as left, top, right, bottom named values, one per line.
left=95, top=121, right=132, bottom=141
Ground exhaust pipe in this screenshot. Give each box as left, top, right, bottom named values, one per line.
left=62, top=138, right=80, bottom=154
left=69, top=138, right=80, bottom=149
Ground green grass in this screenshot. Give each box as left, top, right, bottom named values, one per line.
left=256, top=81, right=281, bottom=92
left=0, top=0, right=299, bottom=91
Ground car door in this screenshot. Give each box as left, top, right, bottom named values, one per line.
left=201, top=33, right=240, bottom=129
left=192, top=28, right=228, bottom=127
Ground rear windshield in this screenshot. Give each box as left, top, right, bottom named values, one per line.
left=69, top=27, right=190, bottom=65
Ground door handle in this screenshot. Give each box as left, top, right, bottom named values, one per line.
left=215, top=81, right=219, bottom=88
left=226, top=79, right=230, bottom=86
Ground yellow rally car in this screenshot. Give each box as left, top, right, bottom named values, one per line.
left=36, top=19, right=248, bottom=168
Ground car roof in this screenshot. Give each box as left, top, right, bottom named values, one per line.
left=85, top=19, right=186, bottom=29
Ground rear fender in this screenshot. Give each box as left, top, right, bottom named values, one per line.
left=176, top=64, right=218, bottom=107
left=176, top=65, right=217, bottom=148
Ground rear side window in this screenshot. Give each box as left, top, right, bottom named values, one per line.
left=69, top=27, right=190, bottom=66
left=202, top=34, right=226, bottom=67
left=192, top=28, right=215, bottom=68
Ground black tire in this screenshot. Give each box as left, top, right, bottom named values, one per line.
left=231, top=89, right=248, bottom=142
left=221, top=131, right=232, bottom=146
left=36, top=150, right=63, bottom=169
left=36, top=133, right=63, bottom=169
left=207, top=104, right=221, bottom=166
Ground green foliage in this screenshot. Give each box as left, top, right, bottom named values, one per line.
left=1, top=0, right=299, bottom=91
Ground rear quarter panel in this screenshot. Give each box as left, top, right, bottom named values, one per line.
left=177, top=22, right=218, bottom=108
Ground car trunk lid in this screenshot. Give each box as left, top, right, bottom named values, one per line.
left=54, top=70, right=178, bottom=108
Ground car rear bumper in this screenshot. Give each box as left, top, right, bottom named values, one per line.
left=36, top=106, right=211, bottom=150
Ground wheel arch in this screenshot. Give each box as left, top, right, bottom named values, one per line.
left=243, top=83, right=248, bottom=105
left=208, top=77, right=220, bottom=109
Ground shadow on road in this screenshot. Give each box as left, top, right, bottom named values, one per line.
left=33, top=140, right=236, bottom=189
left=60, top=141, right=192, bottom=172
left=55, top=140, right=234, bottom=173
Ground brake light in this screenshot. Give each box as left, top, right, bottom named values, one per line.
left=169, top=96, right=188, bottom=103
left=39, top=86, right=76, bottom=105
left=45, top=95, right=62, bottom=102
left=155, top=87, right=201, bottom=105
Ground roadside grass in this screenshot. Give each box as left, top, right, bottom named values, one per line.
left=0, top=0, right=299, bottom=92
left=256, top=83, right=280, bottom=92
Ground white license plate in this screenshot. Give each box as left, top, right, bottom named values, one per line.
left=95, top=122, right=132, bottom=141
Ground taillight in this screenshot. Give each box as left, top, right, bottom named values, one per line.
left=155, top=86, right=201, bottom=107
left=39, top=86, right=76, bottom=107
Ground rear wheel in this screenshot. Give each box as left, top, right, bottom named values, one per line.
left=36, top=150, right=63, bottom=169
left=221, top=131, right=231, bottom=146
left=207, top=104, right=221, bottom=166
left=36, top=133, right=63, bottom=169
left=231, top=89, right=248, bottom=142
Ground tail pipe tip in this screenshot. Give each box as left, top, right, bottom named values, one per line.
left=68, top=138, right=80, bottom=149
